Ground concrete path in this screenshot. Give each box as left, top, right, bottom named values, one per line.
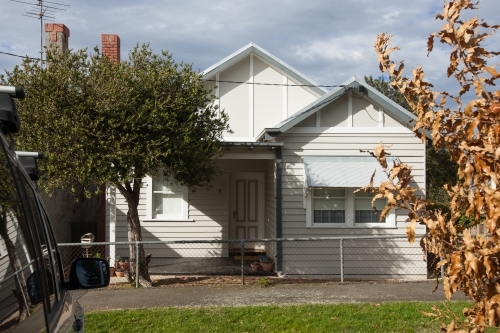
left=73, top=280, right=468, bottom=312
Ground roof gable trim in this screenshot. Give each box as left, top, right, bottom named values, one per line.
left=259, top=76, right=429, bottom=141
left=202, top=43, right=328, bottom=96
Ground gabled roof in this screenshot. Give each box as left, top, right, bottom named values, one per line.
left=202, top=42, right=328, bottom=96
left=256, top=76, right=425, bottom=141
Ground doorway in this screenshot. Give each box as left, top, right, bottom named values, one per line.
left=229, top=172, right=265, bottom=240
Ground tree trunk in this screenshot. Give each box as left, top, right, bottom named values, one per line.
left=116, top=180, right=152, bottom=288
left=1, top=211, right=31, bottom=320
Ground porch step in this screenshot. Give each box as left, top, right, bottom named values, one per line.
left=229, top=248, right=265, bottom=261
left=233, top=255, right=260, bottom=261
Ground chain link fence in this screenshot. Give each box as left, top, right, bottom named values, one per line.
left=58, top=236, right=428, bottom=287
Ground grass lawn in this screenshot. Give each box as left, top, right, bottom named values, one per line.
left=85, top=301, right=495, bottom=333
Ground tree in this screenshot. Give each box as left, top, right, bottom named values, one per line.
left=2, top=45, right=229, bottom=287
left=364, top=75, right=413, bottom=111
left=364, top=75, right=459, bottom=212
left=369, top=0, right=500, bottom=331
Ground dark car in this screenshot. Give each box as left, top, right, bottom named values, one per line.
left=0, top=85, right=109, bottom=332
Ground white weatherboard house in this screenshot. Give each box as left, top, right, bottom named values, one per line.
left=106, top=43, right=427, bottom=279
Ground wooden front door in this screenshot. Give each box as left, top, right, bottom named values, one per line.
left=229, top=173, right=265, bottom=240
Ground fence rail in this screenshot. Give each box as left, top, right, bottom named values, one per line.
left=58, top=236, right=430, bottom=287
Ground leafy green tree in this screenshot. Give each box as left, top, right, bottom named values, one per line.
left=364, top=75, right=413, bottom=111
left=2, top=45, right=229, bottom=286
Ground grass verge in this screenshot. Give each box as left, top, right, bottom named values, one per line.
left=85, top=301, right=497, bottom=333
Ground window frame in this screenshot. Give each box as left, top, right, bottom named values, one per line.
left=311, top=188, right=347, bottom=225
left=145, top=175, right=189, bottom=221
left=306, top=187, right=396, bottom=228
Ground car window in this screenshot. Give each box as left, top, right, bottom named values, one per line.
left=20, top=179, right=61, bottom=310
left=41, top=209, right=62, bottom=299
left=0, top=137, right=45, bottom=332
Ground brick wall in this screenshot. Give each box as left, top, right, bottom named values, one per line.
left=44, top=23, right=70, bottom=54
left=101, top=34, right=121, bottom=64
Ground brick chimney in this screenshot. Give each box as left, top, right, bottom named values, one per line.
left=44, top=23, right=70, bottom=54
left=101, top=34, right=120, bottom=64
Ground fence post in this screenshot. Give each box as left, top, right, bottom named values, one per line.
left=135, top=241, right=139, bottom=289
left=340, top=238, right=344, bottom=283
left=241, top=240, right=245, bottom=286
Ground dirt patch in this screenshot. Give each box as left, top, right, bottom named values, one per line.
left=108, top=275, right=427, bottom=289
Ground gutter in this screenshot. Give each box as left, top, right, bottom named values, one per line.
left=219, top=141, right=283, bottom=147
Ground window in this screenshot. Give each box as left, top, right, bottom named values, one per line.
left=306, top=187, right=395, bottom=228
left=146, top=174, right=188, bottom=220
left=313, top=188, right=345, bottom=223
left=354, top=191, right=387, bottom=223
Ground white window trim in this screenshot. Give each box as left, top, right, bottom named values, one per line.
left=305, top=187, right=396, bottom=228
left=145, top=175, right=190, bottom=221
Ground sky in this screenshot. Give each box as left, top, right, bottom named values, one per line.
left=1, top=0, right=499, bottom=96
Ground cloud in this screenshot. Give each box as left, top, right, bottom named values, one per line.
left=0, top=0, right=498, bottom=98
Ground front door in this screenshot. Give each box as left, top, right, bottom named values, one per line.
left=229, top=172, right=265, bottom=240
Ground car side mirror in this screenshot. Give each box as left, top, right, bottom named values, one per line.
left=69, top=258, right=110, bottom=290
left=26, top=269, right=54, bottom=305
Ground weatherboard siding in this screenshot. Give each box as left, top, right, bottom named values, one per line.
left=275, top=128, right=426, bottom=277
left=278, top=131, right=425, bottom=236
left=272, top=89, right=427, bottom=278
left=109, top=157, right=275, bottom=258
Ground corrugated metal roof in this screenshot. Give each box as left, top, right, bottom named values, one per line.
left=303, top=156, right=394, bottom=188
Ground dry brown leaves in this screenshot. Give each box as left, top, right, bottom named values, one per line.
left=371, top=0, right=500, bottom=331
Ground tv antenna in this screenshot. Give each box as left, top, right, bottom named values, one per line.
left=11, top=0, right=69, bottom=65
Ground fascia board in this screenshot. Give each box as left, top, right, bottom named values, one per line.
left=358, top=77, right=416, bottom=121
left=277, top=77, right=358, bottom=133
left=202, top=43, right=254, bottom=79
left=356, top=78, right=431, bottom=139
left=202, top=43, right=328, bottom=96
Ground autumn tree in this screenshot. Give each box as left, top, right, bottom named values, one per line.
left=364, top=75, right=459, bottom=213
left=2, top=45, right=229, bottom=287
left=364, top=75, right=413, bottom=111
left=367, top=0, right=500, bottom=331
